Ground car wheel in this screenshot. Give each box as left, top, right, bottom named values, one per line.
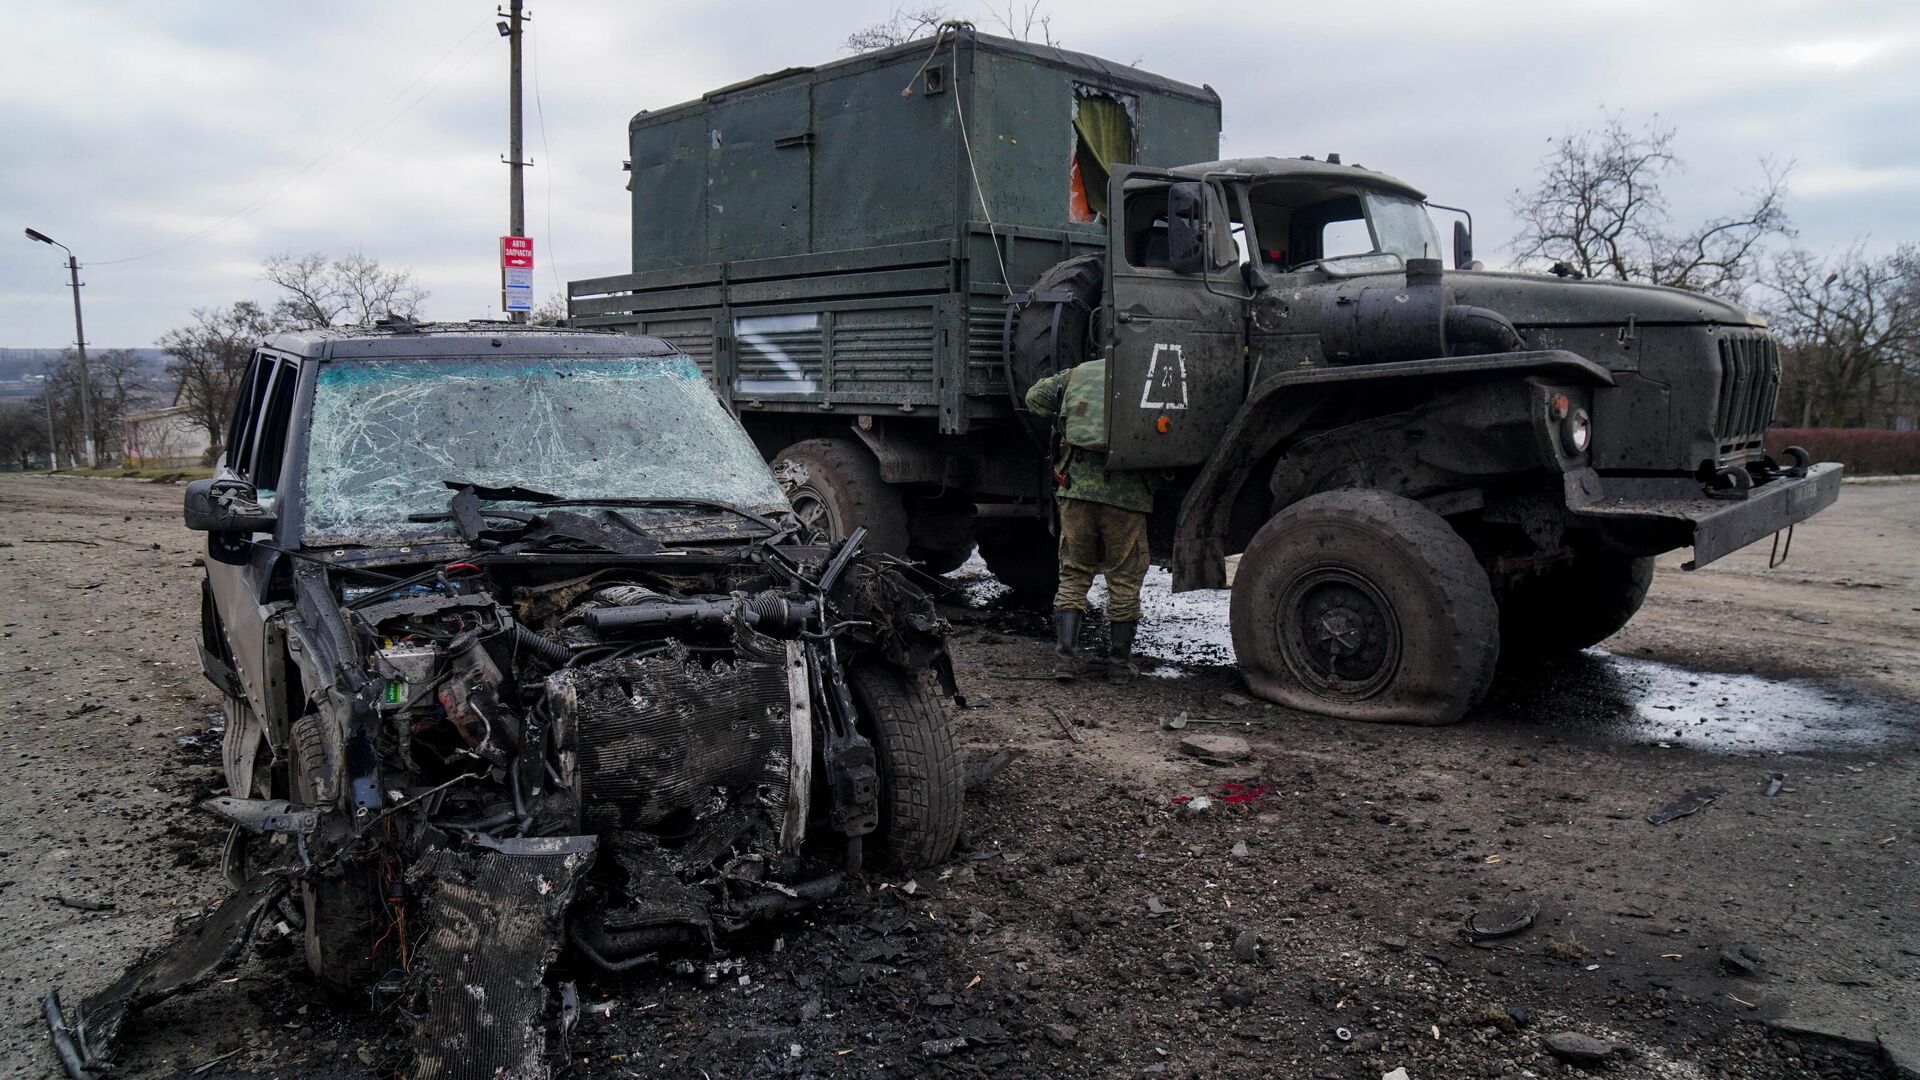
left=290, top=713, right=384, bottom=998
left=848, top=665, right=962, bottom=869
left=975, top=520, right=1059, bottom=604
left=1499, top=553, right=1655, bottom=658
left=773, top=439, right=910, bottom=556
left=1229, top=490, right=1499, bottom=725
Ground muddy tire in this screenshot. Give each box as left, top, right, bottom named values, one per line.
left=1008, top=254, right=1104, bottom=444
left=1229, top=490, right=1499, bottom=725
left=1499, top=553, right=1655, bottom=657
left=849, top=665, right=962, bottom=869
left=290, top=713, right=382, bottom=998
left=976, top=520, right=1059, bottom=604
left=774, top=438, right=910, bottom=557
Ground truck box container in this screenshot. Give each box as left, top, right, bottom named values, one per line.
left=568, top=31, right=1220, bottom=437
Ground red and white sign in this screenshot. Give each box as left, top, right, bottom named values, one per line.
left=500, top=236, right=535, bottom=269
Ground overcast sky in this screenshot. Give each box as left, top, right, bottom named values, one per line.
left=3, top=0, right=1916, bottom=348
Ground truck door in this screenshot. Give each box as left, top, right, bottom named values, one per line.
left=1103, top=168, right=1249, bottom=470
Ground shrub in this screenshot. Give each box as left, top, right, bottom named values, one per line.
left=1766, top=428, right=1920, bottom=476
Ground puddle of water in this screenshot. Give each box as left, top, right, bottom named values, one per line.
left=1484, top=649, right=1920, bottom=754
left=945, top=554, right=1920, bottom=755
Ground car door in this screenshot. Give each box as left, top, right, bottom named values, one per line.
left=1102, top=167, right=1250, bottom=470
left=204, top=349, right=300, bottom=724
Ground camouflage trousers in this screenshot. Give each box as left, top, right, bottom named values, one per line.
left=1053, top=498, right=1150, bottom=624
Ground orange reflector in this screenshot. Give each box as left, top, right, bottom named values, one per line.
left=1156, top=415, right=1171, bottom=433
left=1549, top=394, right=1570, bottom=420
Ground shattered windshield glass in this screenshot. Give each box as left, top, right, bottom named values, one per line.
left=301, top=355, right=789, bottom=545
left=1364, top=193, right=1443, bottom=263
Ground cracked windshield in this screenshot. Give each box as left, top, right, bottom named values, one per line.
left=302, top=354, right=788, bottom=544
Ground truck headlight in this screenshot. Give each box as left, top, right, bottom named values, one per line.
left=1562, top=408, right=1591, bottom=455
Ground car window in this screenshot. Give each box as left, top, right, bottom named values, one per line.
left=225, top=351, right=271, bottom=476
left=249, top=357, right=300, bottom=505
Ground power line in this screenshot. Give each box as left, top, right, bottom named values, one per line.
left=92, top=20, right=494, bottom=266
left=0, top=269, right=70, bottom=335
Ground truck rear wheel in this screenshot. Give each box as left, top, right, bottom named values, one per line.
left=1498, top=553, right=1655, bottom=657
left=1229, top=490, right=1499, bottom=725
left=773, top=439, right=911, bottom=557
left=976, top=520, right=1059, bottom=604
left=849, top=665, right=963, bottom=869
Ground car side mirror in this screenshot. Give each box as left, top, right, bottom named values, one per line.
left=1453, top=220, right=1474, bottom=270
left=1166, top=182, right=1207, bottom=275
left=184, top=478, right=276, bottom=535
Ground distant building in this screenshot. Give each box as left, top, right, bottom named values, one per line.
left=122, top=406, right=210, bottom=467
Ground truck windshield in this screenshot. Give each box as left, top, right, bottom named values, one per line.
left=1364, top=192, right=1444, bottom=263
left=300, top=354, right=789, bottom=546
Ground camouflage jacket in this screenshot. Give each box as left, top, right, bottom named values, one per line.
left=1025, top=361, right=1157, bottom=514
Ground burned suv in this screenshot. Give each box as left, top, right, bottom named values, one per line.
left=46, top=323, right=961, bottom=1079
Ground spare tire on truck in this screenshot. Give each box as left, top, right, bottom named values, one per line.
left=1006, top=254, right=1104, bottom=445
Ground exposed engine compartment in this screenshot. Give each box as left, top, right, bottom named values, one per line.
left=49, top=521, right=959, bottom=1080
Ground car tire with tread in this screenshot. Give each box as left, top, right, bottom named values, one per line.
left=848, top=664, right=962, bottom=869
left=1498, top=553, right=1655, bottom=657
left=1229, top=489, right=1499, bottom=725
left=290, top=713, right=383, bottom=998
left=773, top=439, right=911, bottom=557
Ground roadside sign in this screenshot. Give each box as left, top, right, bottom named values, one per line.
left=503, top=267, right=533, bottom=289
left=502, top=288, right=533, bottom=313
left=501, top=235, right=534, bottom=270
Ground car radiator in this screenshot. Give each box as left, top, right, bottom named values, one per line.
left=547, top=639, right=805, bottom=836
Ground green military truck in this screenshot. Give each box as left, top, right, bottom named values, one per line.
left=571, top=27, right=1841, bottom=724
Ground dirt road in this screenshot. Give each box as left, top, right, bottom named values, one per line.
left=2, top=474, right=1915, bottom=1079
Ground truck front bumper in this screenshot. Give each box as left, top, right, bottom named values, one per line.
left=1565, top=462, right=1844, bottom=570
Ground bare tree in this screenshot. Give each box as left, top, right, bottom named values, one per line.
left=843, top=3, right=1059, bottom=53
left=1509, top=114, right=1791, bottom=296
left=528, top=292, right=570, bottom=327
left=0, top=404, right=50, bottom=470
left=984, top=0, right=1058, bottom=46
left=262, top=251, right=428, bottom=330
left=159, top=300, right=275, bottom=459
left=1764, top=244, right=1920, bottom=427
left=31, top=348, right=149, bottom=466
left=844, top=6, right=951, bottom=52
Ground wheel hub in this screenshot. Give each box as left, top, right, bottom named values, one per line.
left=1277, top=568, right=1401, bottom=699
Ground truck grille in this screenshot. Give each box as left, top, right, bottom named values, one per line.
left=1715, top=330, right=1780, bottom=460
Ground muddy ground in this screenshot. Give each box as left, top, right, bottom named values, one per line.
left=1, top=473, right=1915, bottom=1079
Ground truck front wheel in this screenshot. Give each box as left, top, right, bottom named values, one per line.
left=1498, top=553, right=1655, bottom=657
left=773, top=439, right=911, bottom=557
left=1229, top=490, right=1499, bottom=725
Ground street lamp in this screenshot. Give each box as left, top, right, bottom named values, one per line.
left=25, top=227, right=96, bottom=468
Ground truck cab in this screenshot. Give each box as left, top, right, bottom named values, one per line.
left=1069, top=157, right=1839, bottom=721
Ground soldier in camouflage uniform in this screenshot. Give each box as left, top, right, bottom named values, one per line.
left=1024, top=359, right=1155, bottom=681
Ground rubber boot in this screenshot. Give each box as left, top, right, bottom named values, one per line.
left=1106, top=620, right=1138, bottom=682
left=1053, top=609, right=1083, bottom=681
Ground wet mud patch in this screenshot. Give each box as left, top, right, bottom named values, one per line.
left=1484, top=649, right=1920, bottom=754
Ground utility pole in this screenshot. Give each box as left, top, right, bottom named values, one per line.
left=25, top=228, right=96, bottom=467
left=502, top=1, right=528, bottom=323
